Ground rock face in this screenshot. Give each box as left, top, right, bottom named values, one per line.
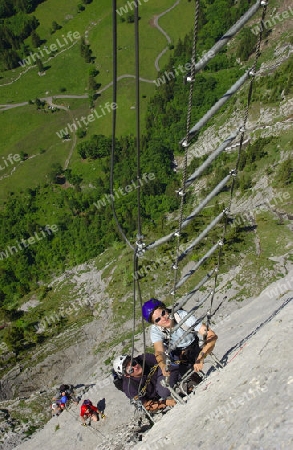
left=0, top=260, right=112, bottom=402
left=2, top=271, right=291, bottom=450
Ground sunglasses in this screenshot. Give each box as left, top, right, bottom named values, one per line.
left=125, top=359, right=139, bottom=375
left=154, top=309, right=167, bottom=324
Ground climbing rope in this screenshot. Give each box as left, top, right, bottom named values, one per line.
left=111, top=0, right=134, bottom=250
left=132, top=1, right=148, bottom=395
left=111, top=1, right=146, bottom=384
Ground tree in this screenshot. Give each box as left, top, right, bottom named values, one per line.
left=3, top=325, right=25, bottom=355
left=126, top=13, right=135, bottom=23
left=20, top=150, right=28, bottom=160
left=0, top=0, right=14, bottom=19
left=77, top=143, right=87, bottom=159
left=50, top=20, right=62, bottom=34
left=88, top=75, right=97, bottom=91
left=2, top=49, right=19, bottom=70
left=35, top=97, right=45, bottom=109
left=48, top=163, right=63, bottom=183
left=89, top=66, right=99, bottom=77
left=80, top=37, right=92, bottom=62
left=84, top=45, right=92, bottom=63
left=76, top=128, right=86, bottom=139
left=275, top=158, right=293, bottom=186
left=31, top=30, right=41, bottom=47
left=36, top=57, right=44, bottom=73
left=236, top=28, right=257, bottom=61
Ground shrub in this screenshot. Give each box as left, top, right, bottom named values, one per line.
left=274, top=158, right=293, bottom=186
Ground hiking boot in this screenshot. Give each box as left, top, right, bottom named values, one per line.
left=190, top=372, right=203, bottom=384
left=186, top=372, right=203, bottom=393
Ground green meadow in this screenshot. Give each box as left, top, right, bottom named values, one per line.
left=0, top=0, right=195, bottom=201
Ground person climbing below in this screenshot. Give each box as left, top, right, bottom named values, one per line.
left=142, top=298, right=218, bottom=384
left=80, top=399, right=105, bottom=425
left=112, top=353, right=179, bottom=412
left=51, top=396, right=67, bottom=417
left=51, top=387, right=71, bottom=416
left=58, top=384, right=79, bottom=404
left=51, top=402, right=62, bottom=417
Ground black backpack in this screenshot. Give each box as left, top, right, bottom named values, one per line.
left=112, top=369, right=124, bottom=392
left=59, top=384, right=75, bottom=400
left=60, top=384, right=70, bottom=392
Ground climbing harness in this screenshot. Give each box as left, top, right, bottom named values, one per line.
left=137, top=364, right=158, bottom=398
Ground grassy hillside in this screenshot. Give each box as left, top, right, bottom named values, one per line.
left=0, top=0, right=196, bottom=199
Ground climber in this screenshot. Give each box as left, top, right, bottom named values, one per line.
left=51, top=395, right=67, bottom=417
left=112, top=353, right=179, bottom=411
left=52, top=384, right=78, bottom=405
left=142, top=298, right=218, bottom=381
left=58, top=384, right=79, bottom=404
left=80, top=399, right=105, bottom=425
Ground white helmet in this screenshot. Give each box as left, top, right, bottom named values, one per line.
left=113, top=355, right=129, bottom=377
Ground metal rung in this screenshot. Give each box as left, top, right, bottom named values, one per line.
left=208, top=352, right=224, bottom=369
left=177, top=369, right=206, bottom=397
left=166, top=385, right=186, bottom=405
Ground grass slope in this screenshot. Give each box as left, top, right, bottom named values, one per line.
left=0, top=0, right=195, bottom=200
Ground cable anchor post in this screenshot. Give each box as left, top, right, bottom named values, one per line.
left=185, top=74, right=195, bottom=84
left=136, top=236, right=146, bottom=257
left=175, top=188, right=186, bottom=198
left=180, top=138, right=190, bottom=149
left=206, top=308, right=212, bottom=330
left=223, top=206, right=230, bottom=216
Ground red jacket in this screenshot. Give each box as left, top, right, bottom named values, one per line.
left=80, top=404, right=98, bottom=417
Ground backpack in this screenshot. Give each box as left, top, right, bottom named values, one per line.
left=111, top=369, right=124, bottom=392
left=59, top=384, right=73, bottom=394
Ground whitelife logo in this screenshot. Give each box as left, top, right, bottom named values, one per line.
left=251, top=6, right=293, bottom=35
left=0, top=225, right=58, bottom=261
left=116, top=0, right=150, bottom=17
left=56, top=102, right=118, bottom=139
left=93, top=172, right=155, bottom=210
left=0, top=153, right=21, bottom=172
left=18, top=31, right=81, bottom=67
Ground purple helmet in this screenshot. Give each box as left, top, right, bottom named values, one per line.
left=142, top=298, right=165, bottom=323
